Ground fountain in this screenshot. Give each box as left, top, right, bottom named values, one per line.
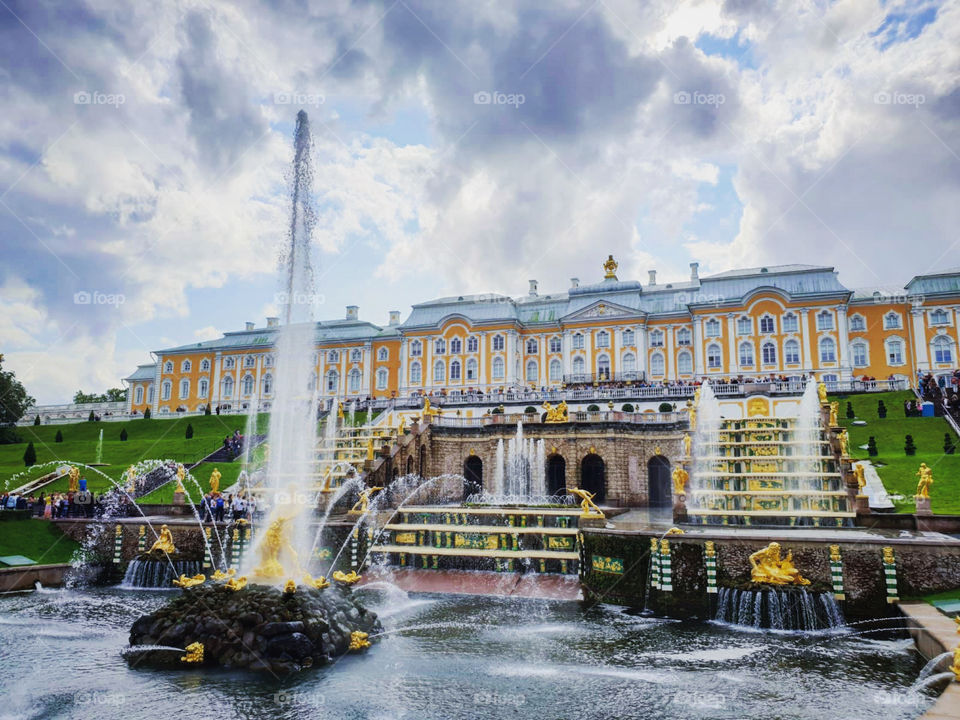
left=94, top=428, right=104, bottom=465
left=484, top=421, right=548, bottom=504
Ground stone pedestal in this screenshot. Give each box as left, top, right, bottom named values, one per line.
left=578, top=514, right=606, bottom=529
left=673, top=495, right=688, bottom=524
left=855, top=494, right=870, bottom=515
left=915, top=496, right=933, bottom=516
left=172, top=491, right=185, bottom=506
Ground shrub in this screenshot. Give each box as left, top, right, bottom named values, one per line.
left=120, top=428, right=128, bottom=442
left=877, top=400, right=887, bottom=419
left=658, top=402, right=673, bottom=413
left=23, top=442, right=36, bottom=467
left=845, top=401, right=854, bottom=419
left=587, top=404, right=600, bottom=412
left=524, top=406, right=537, bottom=414
left=904, top=435, right=916, bottom=456
left=185, top=423, right=194, bottom=440
left=492, top=407, right=504, bottom=415
left=143, top=407, right=151, bottom=420
left=867, top=436, right=878, bottom=457
left=88, top=410, right=95, bottom=422
left=33, top=415, right=40, bottom=426
left=944, top=433, right=956, bottom=455
left=622, top=403, right=635, bottom=413
left=55, top=430, right=63, bottom=443
left=204, top=404, right=211, bottom=416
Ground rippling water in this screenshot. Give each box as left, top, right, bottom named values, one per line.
left=0, top=586, right=935, bottom=720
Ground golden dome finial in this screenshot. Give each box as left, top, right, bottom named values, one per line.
left=603, top=254, right=618, bottom=279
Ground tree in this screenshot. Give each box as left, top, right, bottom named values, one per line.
left=185, top=423, right=194, bottom=440
left=23, top=441, right=36, bottom=467
left=868, top=436, right=878, bottom=457
left=120, top=428, right=128, bottom=442
left=944, top=433, right=956, bottom=455
left=0, top=354, right=35, bottom=443
left=845, top=401, right=854, bottom=419
left=904, top=435, right=916, bottom=456
left=878, top=400, right=887, bottom=419
left=55, top=430, right=63, bottom=443
left=33, top=415, right=40, bottom=426
left=105, top=388, right=127, bottom=402
left=88, top=410, right=96, bottom=422
left=143, top=407, right=151, bottom=420
left=73, top=390, right=100, bottom=404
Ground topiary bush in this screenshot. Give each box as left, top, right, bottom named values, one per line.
left=33, top=415, right=40, bottom=426
left=524, top=406, right=537, bottom=414
left=904, top=435, right=916, bottom=456
left=622, top=403, right=634, bottom=413
left=88, top=410, right=95, bottom=422
left=587, top=404, right=600, bottom=412
left=658, top=402, right=673, bottom=413
left=55, top=430, right=63, bottom=443
left=944, top=433, right=956, bottom=455
left=120, top=428, right=128, bottom=442
left=867, top=436, right=878, bottom=457
left=204, top=404, right=211, bottom=416
left=845, top=401, right=854, bottom=419
left=23, top=442, right=36, bottom=467
left=185, top=423, right=194, bottom=440
left=877, top=400, right=887, bottom=419
left=143, top=407, right=151, bottom=420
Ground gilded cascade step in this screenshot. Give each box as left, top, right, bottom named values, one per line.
left=383, top=523, right=579, bottom=535
left=371, top=545, right=579, bottom=560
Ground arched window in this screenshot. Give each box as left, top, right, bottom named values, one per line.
left=782, top=314, right=799, bottom=333
left=762, top=342, right=776, bottom=364
left=737, top=316, right=752, bottom=335
left=596, top=355, right=610, bottom=380
left=849, top=315, right=866, bottom=332
left=549, top=359, right=562, bottom=382
left=326, top=370, right=339, bottom=392
left=433, top=360, right=446, bottom=382
left=181, top=359, right=192, bottom=372
left=650, top=330, right=664, bottom=347
left=467, top=336, right=479, bottom=353
left=933, top=335, right=953, bottom=364
left=707, top=344, right=722, bottom=369
left=759, top=316, right=775, bottom=334
left=650, top=352, right=665, bottom=376
left=261, top=374, right=273, bottom=395
left=350, top=349, right=362, bottom=363
left=784, top=339, right=800, bottom=364
left=410, top=362, right=421, bottom=385
left=492, top=334, right=505, bottom=351
left=676, top=328, right=691, bottom=346
left=886, top=339, right=904, bottom=365
left=328, top=350, right=339, bottom=363
left=450, top=337, right=462, bottom=354
left=450, top=360, right=461, bottom=380
left=198, top=379, right=208, bottom=398
left=434, top=338, right=446, bottom=355
left=466, top=358, right=478, bottom=380
left=705, top=318, right=721, bottom=337
left=147, top=384, right=154, bottom=403
left=377, top=347, right=389, bottom=361
left=348, top=369, right=361, bottom=392
left=884, top=312, right=901, bottom=330
left=622, top=329, right=635, bottom=346
left=242, top=375, right=254, bottom=395
left=622, top=352, right=636, bottom=372
left=410, top=340, right=422, bottom=357
left=163, top=361, right=173, bottom=373
left=135, top=386, right=144, bottom=404
left=931, top=309, right=950, bottom=326
left=221, top=376, right=233, bottom=398
left=492, top=356, right=505, bottom=379
left=852, top=341, right=868, bottom=367
left=160, top=380, right=171, bottom=400
left=179, top=379, right=190, bottom=398
left=526, top=359, right=538, bottom=382
left=817, top=311, right=834, bottom=331
left=526, top=338, right=538, bottom=354
left=376, top=368, right=388, bottom=390
left=549, top=336, right=562, bottom=353
left=596, top=331, right=610, bottom=348
left=677, top=351, right=692, bottom=375
left=739, top=341, right=754, bottom=366
left=224, top=357, right=235, bottom=369
left=572, top=356, right=585, bottom=375
left=200, top=358, right=210, bottom=371
left=819, top=337, right=837, bottom=363
left=572, top=333, right=584, bottom=349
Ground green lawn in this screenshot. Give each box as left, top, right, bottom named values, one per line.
left=1, top=414, right=269, bottom=495
left=832, top=390, right=960, bottom=514
left=0, top=517, right=81, bottom=565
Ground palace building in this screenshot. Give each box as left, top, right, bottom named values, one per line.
left=123, top=259, right=960, bottom=415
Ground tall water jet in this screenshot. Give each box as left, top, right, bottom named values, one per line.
left=95, top=429, right=103, bottom=465
left=251, top=110, right=320, bottom=576
left=795, top=380, right=824, bottom=492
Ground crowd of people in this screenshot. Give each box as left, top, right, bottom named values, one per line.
left=221, top=429, right=245, bottom=460
left=917, top=370, right=960, bottom=423
left=198, top=491, right=256, bottom=523
left=2, top=489, right=102, bottom=517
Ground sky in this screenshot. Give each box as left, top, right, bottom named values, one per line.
left=0, top=0, right=957, bottom=404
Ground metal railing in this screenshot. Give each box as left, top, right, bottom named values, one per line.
left=431, top=410, right=685, bottom=428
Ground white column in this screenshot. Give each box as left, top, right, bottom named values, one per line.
left=562, top=331, right=572, bottom=377
left=912, top=309, right=929, bottom=371
left=665, top=325, right=675, bottom=380
left=612, top=326, right=620, bottom=379
left=361, top=343, right=372, bottom=395
left=836, top=305, right=851, bottom=380
left=506, top=332, right=517, bottom=385
left=798, top=310, right=810, bottom=371
left=539, top=333, right=547, bottom=386
left=340, top=351, right=348, bottom=395
left=726, top=315, right=738, bottom=375
left=252, top=357, right=262, bottom=410
left=588, top=329, right=595, bottom=380
left=693, top=317, right=704, bottom=375
left=317, top=347, right=326, bottom=399
left=152, top=359, right=162, bottom=413
left=398, top=338, right=408, bottom=394
left=637, top=322, right=648, bottom=379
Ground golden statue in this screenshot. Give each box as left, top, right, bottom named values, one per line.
left=543, top=400, right=569, bottom=423
left=882, top=546, right=895, bottom=565
left=916, top=463, right=934, bottom=499
left=148, top=524, right=176, bottom=554
left=303, top=573, right=330, bottom=590
left=853, top=464, right=867, bottom=494
left=349, top=631, right=371, bottom=651
left=817, top=381, right=828, bottom=404
left=422, top=398, right=443, bottom=419
left=567, top=487, right=604, bottom=518
left=333, top=570, right=361, bottom=585
left=705, top=540, right=716, bottom=557
left=839, top=429, right=849, bottom=457
left=180, top=642, right=204, bottom=664
left=225, top=575, right=247, bottom=591
left=172, top=573, right=206, bottom=588
left=210, top=568, right=236, bottom=582
left=829, top=545, right=841, bottom=562
left=209, top=467, right=221, bottom=495
left=397, top=415, right=406, bottom=434
left=829, top=401, right=839, bottom=427
left=950, top=645, right=960, bottom=680
left=337, top=401, right=345, bottom=420
left=68, top=466, right=80, bottom=493
left=748, top=542, right=810, bottom=585
left=682, top=433, right=692, bottom=457
left=366, top=440, right=375, bottom=461
left=688, top=405, right=697, bottom=431
left=175, top=464, right=186, bottom=494
left=349, top=486, right=383, bottom=515
left=252, top=516, right=301, bottom=579
left=127, top=465, right=136, bottom=484
left=666, top=527, right=684, bottom=535
left=283, top=579, right=297, bottom=594
left=671, top=467, right=689, bottom=496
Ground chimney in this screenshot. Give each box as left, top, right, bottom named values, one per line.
left=648, top=270, right=657, bottom=286
left=570, top=277, right=580, bottom=289
left=245, top=321, right=254, bottom=331
left=389, top=310, right=400, bottom=326
left=346, top=305, right=358, bottom=321
left=266, top=317, right=279, bottom=328
left=529, top=280, right=538, bottom=296
left=690, top=262, right=699, bottom=281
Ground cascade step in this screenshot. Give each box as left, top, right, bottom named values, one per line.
left=687, top=508, right=855, bottom=518
left=403, top=505, right=580, bottom=516
left=370, top=544, right=579, bottom=560
left=383, top=523, right=580, bottom=535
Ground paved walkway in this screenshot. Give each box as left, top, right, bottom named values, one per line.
left=854, top=459, right=897, bottom=510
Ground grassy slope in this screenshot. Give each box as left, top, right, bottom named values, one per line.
left=1, top=414, right=268, bottom=494
left=0, top=518, right=81, bottom=565
left=833, top=390, right=960, bottom=514
left=137, top=462, right=246, bottom=504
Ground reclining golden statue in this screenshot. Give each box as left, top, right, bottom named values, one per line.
left=542, top=400, right=569, bottom=423
left=749, top=542, right=810, bottom=585
left=148, top=524, right=176, bottom=554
